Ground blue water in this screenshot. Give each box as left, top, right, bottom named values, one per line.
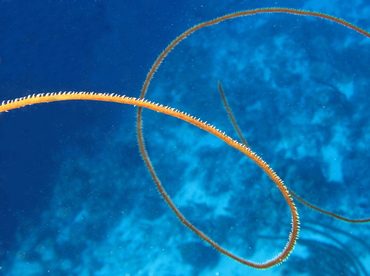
left=1, top=0, right=370, bottom=275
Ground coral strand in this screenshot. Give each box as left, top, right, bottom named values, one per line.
left=140, top=8, right=370, bottom=99
left=218, top=81, right=370, bottom=223
left=0, top=91, right=299, bottom=268
left=135, top=7, right=369, bottom=269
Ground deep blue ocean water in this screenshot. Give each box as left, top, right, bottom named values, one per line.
left=1, top=0, right=370, bottom=275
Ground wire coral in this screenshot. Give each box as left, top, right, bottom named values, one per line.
left=1, top=7, right=369, bottom=270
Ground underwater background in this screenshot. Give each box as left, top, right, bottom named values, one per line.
left=0, top=0, right=370, bottom=275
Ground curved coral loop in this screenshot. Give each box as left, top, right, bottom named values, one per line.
left=135, top=7, right=370, bottom=268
